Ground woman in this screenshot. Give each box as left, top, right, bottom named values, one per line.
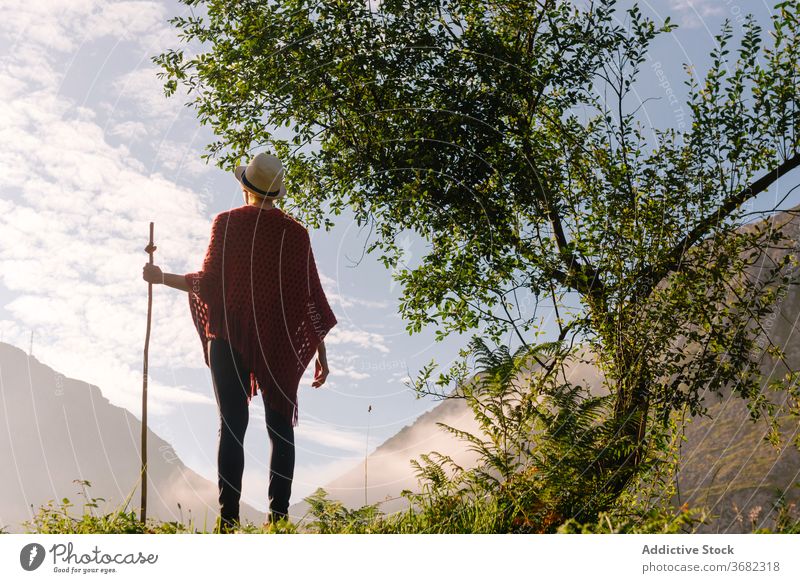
left=142, top=152, right=337, bottom=532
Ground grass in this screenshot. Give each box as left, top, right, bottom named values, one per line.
left=6, top=479, right=799, bottom=535
left=7, top=480, right=299, bottom=534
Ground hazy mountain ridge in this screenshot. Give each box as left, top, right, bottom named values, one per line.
left=288, top=345, right=606, bottom=521
left=0, top=341, right=263, bottom=532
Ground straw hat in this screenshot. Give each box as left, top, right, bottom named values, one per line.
left=234, top=152, right=287, bottom=199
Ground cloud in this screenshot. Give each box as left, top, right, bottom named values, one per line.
left=296, top=351, right=373, bottom=384
left=318, top=272, right=392, bottom=310
left=107, top=120, right=149, bottom=142
left=0, top=1, right=170, bottom=54
left=669, top=0, right=726, bottom=29
left=0, top=0, right=213, bottom=413
left=111, top=66, right=184, bottom=125
left=325, top=326, right=390, bottom=354
left=155, top=140, right=215, bottom=176
left=670, top=0, right=724, bottom=12
left=295, top=420, right=368, bottom=453
left=333, top=367, right=371, bottom=381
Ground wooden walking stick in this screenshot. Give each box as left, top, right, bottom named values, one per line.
left=141, top=222, right=156, bottom=525
left=365, top=405, right=372, bottom=506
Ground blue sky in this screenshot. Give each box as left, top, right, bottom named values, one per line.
left=0, top=0, right=794, bottom=512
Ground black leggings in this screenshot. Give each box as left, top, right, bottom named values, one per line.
left=208, top=337, right=295, bottom=524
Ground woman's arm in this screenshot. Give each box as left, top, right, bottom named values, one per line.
left=163, top=272, right=191, bottom=292
left=142, top=265, right=191, bottom=292
left=311, top=341, right=329, bottom=388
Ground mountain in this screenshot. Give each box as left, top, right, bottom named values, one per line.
left=288, top=346, right=606, bottom=521
left=290, top=206, right=800, bottom=533
left=0, top=341, right=263, bottom=532
left=673, top=206, right=800, bottom=532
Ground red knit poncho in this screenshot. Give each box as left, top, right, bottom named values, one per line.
left=185, top=205, right=337, bottom=427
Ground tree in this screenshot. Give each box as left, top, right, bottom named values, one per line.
left=155, top=0, right=800, bottom=519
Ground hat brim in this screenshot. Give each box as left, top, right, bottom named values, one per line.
left=234, top=165, right=286, bottom=199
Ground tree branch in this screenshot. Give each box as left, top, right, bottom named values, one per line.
left=635, top=153, right=800, bottom=299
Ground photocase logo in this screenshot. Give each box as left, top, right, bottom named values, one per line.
left=20, top=543, right=46, bottom=571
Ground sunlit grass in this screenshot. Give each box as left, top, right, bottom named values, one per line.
left=13, top=479, right=297, bottom=534
left=10, top=481, right=800, bottom=534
